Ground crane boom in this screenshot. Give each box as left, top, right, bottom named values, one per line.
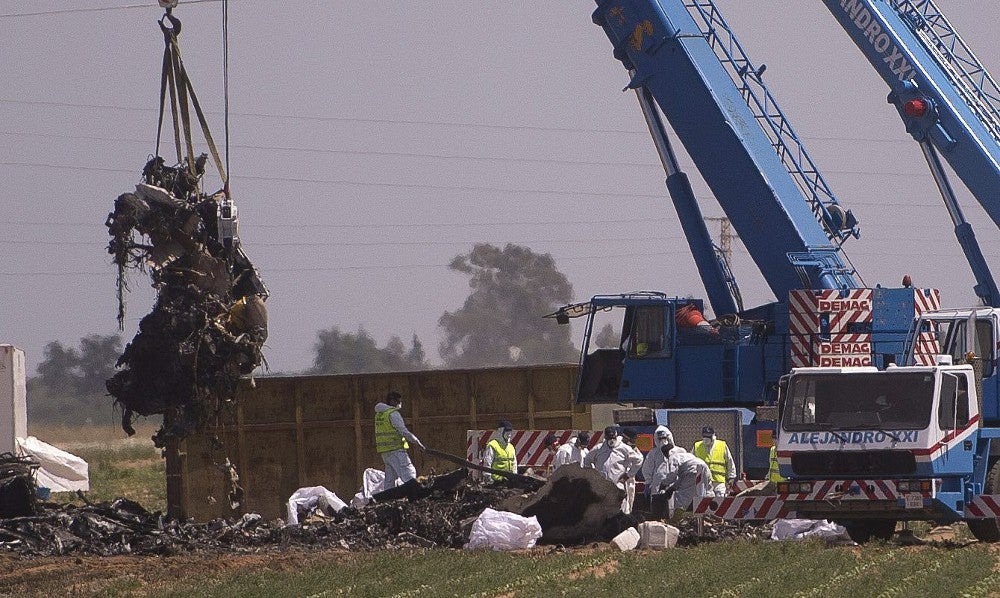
left=594, top=0, right=860, bottom=298
left=821, top=0, right=1000, bottom=305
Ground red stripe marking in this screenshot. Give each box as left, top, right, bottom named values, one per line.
left=760, top=496, right=776, bottom=517
left=982, top=495, right=1000, bottom=517
left=874, top=479, right=894, bottom=498
left=911, top=415, right=981, bottom=456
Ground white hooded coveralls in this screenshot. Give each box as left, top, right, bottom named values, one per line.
left=552, top=441, right=588, bottom=469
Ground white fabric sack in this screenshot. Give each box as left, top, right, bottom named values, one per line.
left=286, top=486, right=347, bottom=525
left=771, top=518, right=849, bottom=541
left=16, top=436, right=89, bottom=492
left=464, top=508, right=543, bottom=551
left=351, top=468, right=386, bottom=508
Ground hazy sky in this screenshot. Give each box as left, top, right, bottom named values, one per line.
left=1, top=0, right=998, bottom=376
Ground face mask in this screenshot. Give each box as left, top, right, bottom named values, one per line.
left=608, top=437, right=619, bottom=447
left=661, top=444, right=672, bottom=456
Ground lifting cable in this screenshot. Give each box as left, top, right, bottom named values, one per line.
left=153, top=5, right=227, bottom=194
left=222, top=0, right=230, bottom=198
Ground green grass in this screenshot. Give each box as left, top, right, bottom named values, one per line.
left=74, top=444, right=166, bottom=509
left=19, top=427, right=1000, bottom=597
left=138, top=542, right=1000, bottom=598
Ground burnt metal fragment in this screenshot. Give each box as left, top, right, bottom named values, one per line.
left=105, top=158, right=268, bottom=447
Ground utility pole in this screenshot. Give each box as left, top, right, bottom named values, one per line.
left=704, top=216, right=735, bottom=263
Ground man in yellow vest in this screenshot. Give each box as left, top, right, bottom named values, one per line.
left=692, top=426, right=736, bottom=497
left=374, top=390, right=425, bottom=488
left=769, top=430, right=786, bottom=483
left=483, top=420, right=518, bottom=482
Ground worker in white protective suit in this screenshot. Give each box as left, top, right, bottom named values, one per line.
left=552, top=431, right=590, bottom=470
left=374, top=390, right=425, bottom=488
left=667, top=448, right=714, bottom=513
left=619, top=428, right=644, bottom=514
left=641, top=425, right=684, bottom=493
left=584, top=425, right=618, bottom=472
left=585, top=426, right=643, bottom=514
left=647, top=441, right=714, bottom=518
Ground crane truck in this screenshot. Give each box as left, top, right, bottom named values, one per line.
left=693, top=0, right=1000, bottom=541
left=549, top=0, right=937, bottom=477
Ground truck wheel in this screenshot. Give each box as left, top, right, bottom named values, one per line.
left=968, top=460, right=1000, bottom=542
left=843, top=519, right=896, bottom=543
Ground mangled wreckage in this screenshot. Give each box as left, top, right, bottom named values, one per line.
left=0, top=466, right=769, bottom=556
left=104, top=9, right=268, bottom=447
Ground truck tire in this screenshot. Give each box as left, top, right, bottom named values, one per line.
left=968, top=460, right=1000, bottom=542
left=843, top=519, right=896, bottom=543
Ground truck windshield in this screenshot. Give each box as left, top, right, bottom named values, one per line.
left=783, top=372, right=935, bottom=431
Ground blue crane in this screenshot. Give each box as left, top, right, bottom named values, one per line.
left=594, top=0, right=862, bottom=302
left=551, top=0, right=928, bottom=430
left=820, top=0, right=1000, bottom=307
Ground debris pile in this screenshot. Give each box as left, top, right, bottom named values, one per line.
left=0, top=454, right=38, bottom=519
left=0, top=469, right=770, bottom=556
left=674, top=514, right=772, bottom=546
left=105, top=157, right=268, bottom=446
left=500, top=466, right=634, bottom=545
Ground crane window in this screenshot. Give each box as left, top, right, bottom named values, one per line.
left=625, top=306, right=668, bottom=358
left=938, top=373, right=970, bottom=430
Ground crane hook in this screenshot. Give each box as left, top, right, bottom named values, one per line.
left=159, top=11, right=181, bottom=37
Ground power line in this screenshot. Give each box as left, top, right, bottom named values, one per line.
left=0, top=0, right=224, bottom=19
left=0, top=235, right=687, bottom=248
left=0, top=217, right=678, bottom=229
left=0, top=249, right=688, bottom=276
left=0, top=128, right=936, bottom=173
left=0, top=98, right=936, bottom=145
left=0, top=160, right=940, bottom=199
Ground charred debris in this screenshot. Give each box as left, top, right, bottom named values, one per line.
left=0, top=468, right=768, bottom=557
left=106, top=158, right=268, bottom=447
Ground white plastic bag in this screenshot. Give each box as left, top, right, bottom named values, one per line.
left=350, top=468, right=386, bottom=508
left=771, top=518, right=848, bottom=541
left=464, top=508, right=543, bottom=550
left=286, top=486, right=347, bottom=525
left=16, top=436, right=89, bottom=492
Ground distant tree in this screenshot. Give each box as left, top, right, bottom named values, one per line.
left=34, top=341, right=81, bottom=394
left=438, top=243, right=577, bottom=368
left=310, top=327, right=429, bottom=374
left=594, top=323, right=620, bottom=349
left=77, top=334, right=123, bottom=395
left=28, top=334, right=123, bottom=425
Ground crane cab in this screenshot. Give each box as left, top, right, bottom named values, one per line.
left=551, top=292, right=768, bottom=407
left=908, top=309, right=1000, bottom=424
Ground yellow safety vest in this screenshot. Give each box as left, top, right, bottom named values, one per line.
left=694, top=439, right=729, bottom=484
left=375, top=408, right=409, bottom=454
left=487, top=438, right=516, bottom=481
left=769, top=445, right=786, bottom=483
